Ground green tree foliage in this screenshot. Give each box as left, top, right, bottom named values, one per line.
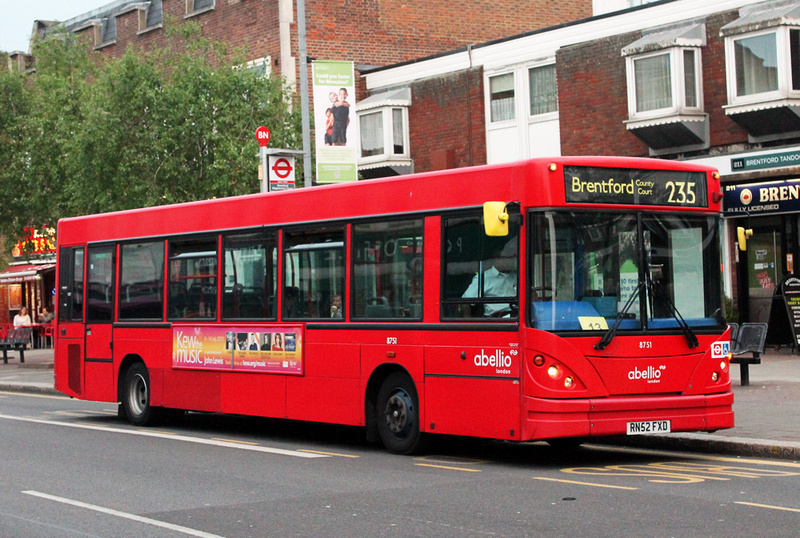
left=0, top=22, right=301, bottom=247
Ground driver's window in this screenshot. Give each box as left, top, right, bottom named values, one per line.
left=442, top=213, right=519, bottom=319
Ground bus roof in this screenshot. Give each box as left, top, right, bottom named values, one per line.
left=57, top=156, right=719, bottom=245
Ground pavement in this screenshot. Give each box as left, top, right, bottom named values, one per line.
left=2, top=347, right=800, bottom=460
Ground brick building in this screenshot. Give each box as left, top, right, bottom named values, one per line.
left=362, top=0, right=800, bottom=325
left=11, top=0, right=594, bottom=98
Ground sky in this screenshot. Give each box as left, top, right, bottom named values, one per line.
left=0, top=0, right=108, bottom=53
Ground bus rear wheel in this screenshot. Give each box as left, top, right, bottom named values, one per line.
left=122, top=362, right=153, bottom=426
left=376, top=372, right=422, bottom=455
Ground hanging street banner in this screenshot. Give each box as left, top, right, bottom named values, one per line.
left=312, top=61, right=358, bottom=183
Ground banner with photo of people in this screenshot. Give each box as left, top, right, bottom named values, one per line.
left=312, top=61, right=358, bottom=183
left=172, top=325, right=303, bottom=375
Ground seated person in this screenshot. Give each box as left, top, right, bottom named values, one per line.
left=14, top=307, right=32, bottom=326
left=462, top=240, right=517, bottom=316
left=39, top=307, right=54, bottom=323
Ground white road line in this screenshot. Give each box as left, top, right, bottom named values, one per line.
left=0, top=413, right=327, bottom=459
left=23, top=490, right=225, bottom=538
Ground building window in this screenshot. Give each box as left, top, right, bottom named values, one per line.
left=186, top=0, right=215, bottom=16
left=720, top=3, right=800, bottom=141
left=627, top=48, right=701, bottom=119
left=358, top=107, right=409, bottom=160
left=728, top=29, right=800, bottom=100
left=489, top=73, right=515, bottom=122
left=528, top=64, right=558, bottom=116
left=142, top=0, right=163, bottom=30
left=245, top=57, right=271, bottom=78
left=621, top=22, right=707, bottom=153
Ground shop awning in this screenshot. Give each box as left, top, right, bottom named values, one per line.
left=0, top=264, right=55, bottom=284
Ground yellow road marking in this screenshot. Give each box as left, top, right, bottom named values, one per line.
left=414, top=455, right=485, bottom=465
left=534, top=477, right=638, bottom=490
left=211, top=438, right=259, bottom=445
left=736, top=501, right=800, bottom=513
left=590, top=445, right=800, bottom=469
left=415, top=463, right=482, bottom=472
left=297, top=449, right=359, bottom=458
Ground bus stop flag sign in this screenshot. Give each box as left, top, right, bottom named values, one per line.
left=269, top=154, right=296, bottom=191
left=256, top=126, right=270, bottom=147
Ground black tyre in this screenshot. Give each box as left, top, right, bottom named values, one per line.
left=546, top=438, right=585, bottom=450
left=121, top=362, right=153, bottom=426
left=376, top=372, right=422, bottom=455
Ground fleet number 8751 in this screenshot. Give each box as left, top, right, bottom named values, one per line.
left=666, top=181, right=696, bottom=204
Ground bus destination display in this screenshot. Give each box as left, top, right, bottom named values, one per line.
left=564, top=166, right=708, bottom=207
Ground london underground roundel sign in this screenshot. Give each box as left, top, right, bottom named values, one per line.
left=255, top=126, right=270, bottom=147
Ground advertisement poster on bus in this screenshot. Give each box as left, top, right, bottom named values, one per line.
left=312, top=61, right=358, bottom=183
left=172, top=325, right=303, bottom=375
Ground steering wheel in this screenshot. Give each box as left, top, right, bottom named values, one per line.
left=531, top=286, right=554, bottom=301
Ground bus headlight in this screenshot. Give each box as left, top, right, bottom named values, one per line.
left=564, top=376, right=574, bottom=388
left=711, top=372, right=720, bottom=382
left=548, top=365, right=560, bottom=379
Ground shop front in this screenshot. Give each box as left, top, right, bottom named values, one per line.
left=723, top=178, right=800, bottom=324
left=0, top=228, right=57, bottom=326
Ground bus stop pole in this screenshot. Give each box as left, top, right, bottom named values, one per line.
left=260, top=145, right=269, bottom=193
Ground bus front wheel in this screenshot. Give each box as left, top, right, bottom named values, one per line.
left=122, top=362, right=153, bottom=426
left=376, top=372, right=421, bottom=455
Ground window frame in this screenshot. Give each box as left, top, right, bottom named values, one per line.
left=527, top=63, right=559, bottom=120
left=351, top=217, right=424, bottom=321
left=186, top=0, right=216, bottom=17
left=487, top=72, right=516, bottom=125
left=222, top=230, right=278, bottom=321
left=725, top=26, right=800, bottom=107
left=357, top=106, right=410, bottom=165
left=118, top=240, right=165, bottom=321
left=282, top=226, right=346, bottom=321
left=440, top=210, right=520, bottom=321
left=625, top=46, right=704, bottom=121
left=167, top=236, right=219, bottom=321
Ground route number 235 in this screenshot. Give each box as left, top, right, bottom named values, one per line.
left=666, top=181, right=696, bottom=205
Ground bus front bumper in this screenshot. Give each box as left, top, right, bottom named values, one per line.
left=521, top=391, right=734, bottom=441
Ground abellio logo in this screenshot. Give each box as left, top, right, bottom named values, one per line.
left=628, top=365, right=665, bottom=381
left=474, top=349, right=512, bottom=368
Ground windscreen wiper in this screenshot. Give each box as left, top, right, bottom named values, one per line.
left=651, top=280, right=699, bottom=349
left=595, top=281, right=644, bottom=350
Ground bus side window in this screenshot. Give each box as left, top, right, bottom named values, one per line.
left=283, top=227, right=345, bottom=320
left=119, top=241, right=165, bottom=320
left=168, top=237, right=218, bottom=320
left=352, top=219, right=423, bottom=320
left=442, top=213, right=519, bottom=319
left=222, top=231, right=277, bottom=320
left=58, top=247, right=84, bottom=323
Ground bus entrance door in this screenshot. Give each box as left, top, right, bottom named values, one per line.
left=83, top=246, right=117, bottom=402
